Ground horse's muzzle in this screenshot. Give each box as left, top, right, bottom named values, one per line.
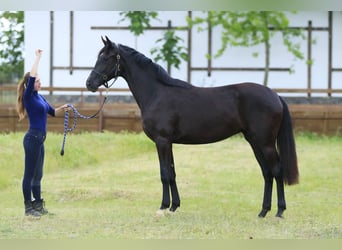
left=86, top=80, right=98, bottom=92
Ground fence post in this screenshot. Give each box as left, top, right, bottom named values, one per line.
left=49, top=11, right=54, bottom=95
left=98, top=90, right=104, bottom=132
left=328, top=11, right=333, bottom=97
left=8, top=107, right=16, bottom=132
left=307, top=20, right=312, bottom=98
left=207, top=12, right=212, bottom=77
left=187, top=11, right=192, bottom=83
left=167, top=20, right=172, bottom=74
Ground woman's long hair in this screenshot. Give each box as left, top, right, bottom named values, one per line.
left=16, top=72, right=30, bottom=121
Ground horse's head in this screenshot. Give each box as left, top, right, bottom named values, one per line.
left=86, top=36, right=120, bottom=92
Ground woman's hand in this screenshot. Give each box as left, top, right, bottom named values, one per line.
left=55, top=104, right=71, bottom=116
left=35, top=49, right=43, bottom=57
left=61, top=104, right=71, bottom=112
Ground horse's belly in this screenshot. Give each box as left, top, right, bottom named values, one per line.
left=142, top=98, right=241, bottom=144
left=173, top=120, right=241, bottom=144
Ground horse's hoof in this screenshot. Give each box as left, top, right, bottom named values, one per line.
left=169, top=204, right=179, bottom=212
left=275, top=210, right=284, bottom=218
left=258, top=209, right=269, bottom=218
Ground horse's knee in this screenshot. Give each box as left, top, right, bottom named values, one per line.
left=160, top=175, right=170, bottom=185
left=170, top=163, right=176, bottom=178
left=160, top=169, right=170, bottom=184
left=161, top=164, right=177, bottom=185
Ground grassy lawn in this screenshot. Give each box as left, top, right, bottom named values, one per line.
left=0, top=132, right=341, bottom=239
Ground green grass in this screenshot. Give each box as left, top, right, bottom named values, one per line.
left=0, top=132, right=341, bottom=239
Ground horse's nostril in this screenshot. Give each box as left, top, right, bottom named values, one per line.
left=86, top=80, right=92, bottom=88
left=86, top=81, right=98, bottom=92
left=86, top=81, right=93, bottom=90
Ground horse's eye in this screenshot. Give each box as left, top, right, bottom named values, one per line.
left=99, top=55, right=109, bottom=61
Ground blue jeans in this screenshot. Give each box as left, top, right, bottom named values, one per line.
left=22, top=129, right=46, bottom=202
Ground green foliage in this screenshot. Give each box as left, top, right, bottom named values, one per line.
left=120, top=11, right=188, bottom=73
left=119, top=11, right=159, bottom=36
left=189, top=11, right=305, bottom=60
left=121, top=11, right=307, bottom=84
left=188, top=11, right=306, bottom=85
left=151, top=30, right=188, bottom=70
left=0, top=11, right=24, bottom=83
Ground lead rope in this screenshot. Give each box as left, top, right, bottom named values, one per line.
left=60, top=93, right=108, bottom=156
left=60, top=54, right=120, bottom=155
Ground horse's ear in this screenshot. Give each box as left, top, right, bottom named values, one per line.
left=101, top=36, right=106, bottom=45
left=105, top=36, right=112, bottom=43
left=102, top=36, right=115, bottom=49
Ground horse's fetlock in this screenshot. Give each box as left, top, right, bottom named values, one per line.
left=160, top=204, right=170, bottom=210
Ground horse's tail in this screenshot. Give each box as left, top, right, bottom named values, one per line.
left=277, top=97, right=299, bottom=185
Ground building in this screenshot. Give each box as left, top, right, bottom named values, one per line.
left=24, top=11, right=342, bottom=97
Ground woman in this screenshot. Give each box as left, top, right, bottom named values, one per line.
left=17, top=49, right=69, bottom=217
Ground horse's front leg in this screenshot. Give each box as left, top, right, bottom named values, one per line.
left=169, top=149, right=180, bottom=212
left=155, top=138, right=180, bottom=212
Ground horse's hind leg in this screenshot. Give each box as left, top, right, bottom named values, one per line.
left=260, top=179, right=286, bottom=218
left=259, top=165, right=274, bottom=217
left=245, top=135, right=280, bottom=217
left=259, top=145, right=286, bottom=218
left=250, top=144, right=274, bottom=217
left=275, top=176, right=286, bottom=217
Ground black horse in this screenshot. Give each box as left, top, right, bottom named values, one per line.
left=86, top=36, right=299, bottom=218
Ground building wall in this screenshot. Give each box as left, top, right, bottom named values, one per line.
left=24, top=11, right=342, bottom=96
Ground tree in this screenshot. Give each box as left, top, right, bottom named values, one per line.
left=151, top=30, right=188, bottom=74
left=189, top=11, right=306, bottom=86
left=0, top=11, right=24, bottom=84
left=119, top=11, right=188, bottom=74
left=119, top=11, right=159, bottom=36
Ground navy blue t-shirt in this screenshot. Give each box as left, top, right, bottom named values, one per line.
left=24, top=76, right=55, bottom=133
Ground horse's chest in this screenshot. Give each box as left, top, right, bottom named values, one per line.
left=142, top=112, right=174, bottom=132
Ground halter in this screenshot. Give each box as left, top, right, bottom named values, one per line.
left=60, top=53, right=121, bottom=156
left=91, top=54, right=121, bottom=89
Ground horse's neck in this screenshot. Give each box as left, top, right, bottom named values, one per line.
left=121, top=66, right=158, bottom=111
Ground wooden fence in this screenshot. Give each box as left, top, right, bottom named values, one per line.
left=0, top=103, right=142, bottom=134
left=1, top=85, right=342, bottom=135
left=1, top=102, right=342, bottom=136
left=289, top=104, right=342, bottom=135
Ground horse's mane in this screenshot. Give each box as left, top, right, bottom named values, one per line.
left=119, top=44, right=192, bottom=89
